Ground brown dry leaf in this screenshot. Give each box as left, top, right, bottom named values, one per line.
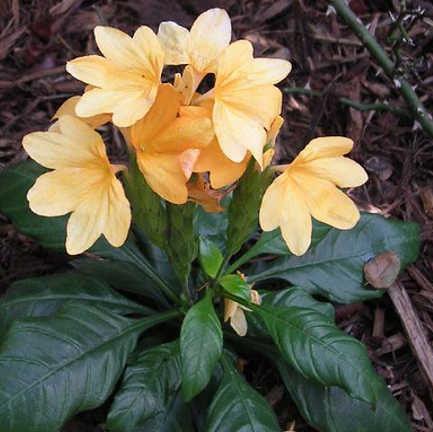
left=419, top=187, right=433, bottom=218
left=0, top=27, right=26, bottom=60
left=364, top=251, right=401, bottom=289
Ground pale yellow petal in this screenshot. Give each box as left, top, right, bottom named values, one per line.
left=23, top=124, right=106, bottom=170
left=294, top=172, right=360, bottom=230
left=230, top=307, right=247, bottom=337
left=157, top=21, right=191, bottom=65
left=179, top=149, right=200, bottom=180
left=259, top=173, right=287, bottom=231
left=216, top=40, right=253, bottom=85
left=132, top=26, right=164, bottom=82
left=66, top=191, right=106, bottom=255
left=152, top=116, right=213, bottom=152
left=213, top=101, right=265, bottom=166
left=190, top=8, right=231, bottom=72
left=267, top=115, right=284, bottom=147
left=296, top=136, right=353, bottom=163
left=224, top=299, right=238, bottom=322
left=194, top=138, right=249, bottom=188
left=103, top=178, right=131, bottom=247
left=249, top=58, right=292, bottom=85
left=131, top=83, right=181, bottom=148
left=27, top=169, right=89, bottom=216
left=304, top=156, right=368, bottom=188
left=94, top=26, right=142, bottom=69
left=111, top=90, right=156, bottom=127
left=279, top=176, right=312, bottom=256
left=136, top=152, right=188, bottom=204
left=66, top=55, right=119, bottom=88
left=225, top=84, right=282, bottom=128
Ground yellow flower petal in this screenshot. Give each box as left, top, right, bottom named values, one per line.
left=189, top=8, right=231, bottom=73
left=267, top=115, right=284, bottom=147
left=194, top=138, right=249, bottom=189
left=294, top=172, right=360, bottom=230
left=279, top=176, right=312, bottom=256
left=230, top=307, right=248, bottom=337
left=103, top=179, right=131, bottom=247
left=249, top=58, right=292, bottom=85
left=131, top=84, right=181, bottom=148
left=259, top=173, right=287, bottom=231
left=224, top=298, right=238, bottom=322
left=94, top=26, right=143, bottom=69
left=157, top=21, right=191, bottom=64
left=136, top=152, right=188, bottom=204
left=179, top=149, right=200, bottom=180
left=297, top=136, right=353, bottom=163
left=304, top=156, right=368, bottom=188
left=213, top=101, right=265, bottom=166
left=27, top=169, right=89, bottom=216
left=23, top=116, right=106, bottom=170
left=216, top=40, right=253, bottom=84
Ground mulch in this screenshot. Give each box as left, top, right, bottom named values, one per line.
left=0, top=0, right=432, bottom=430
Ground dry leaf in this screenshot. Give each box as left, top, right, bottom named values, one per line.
left=364, top=251, right=401, bottom=289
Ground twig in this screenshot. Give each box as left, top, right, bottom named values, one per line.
left=388, top=282, right=433, bottom=401
left=330, top=0, right=433, bottom=138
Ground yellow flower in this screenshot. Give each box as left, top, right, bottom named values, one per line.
left=66, top=26, right=164, bottom=127
left=212, top=40, right=291, bottom=166
left=22, top=115, right=131, bottom=255
left=224, top=289, right=261, bottom=337
left=129, top=84, right=214, bottom=204
left=259, top=137, right=368, bottom=256
left=158, top=8, right=231, bottom=75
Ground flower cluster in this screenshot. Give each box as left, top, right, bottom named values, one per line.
left=22, top=8, right=367, bottom=256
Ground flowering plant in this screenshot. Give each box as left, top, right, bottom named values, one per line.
left=0, top=9, right=419, bottom=432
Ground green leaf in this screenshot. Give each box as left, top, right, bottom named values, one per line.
left=196, top=205, right=228, bottom=251
left=0, top=272, right=148, bottom=328
left=0, top=303, right=177, bottom=432
left=205, top=355, right=280, bottom=432
left=123, top=152, right=168, bottom=250
left=199, top=237, right=223, bottom=278
left=276, top=358, right=411, bottom=432
left=226, top=160, right=273, bottom=257
left=220, top=274, right=251, bottom=302
left=257, top=303, right=378, bottom=404
left=248, top=214, right=420, bottom=303
left=107, top=340, right=194, bottom=432
left=166, top=202, right=198, bottom=286
left=0, top=161, right=67, bottom=250
left=247, top=287, right=334, bottom=336
left=180, top=290, right=223, bottom=401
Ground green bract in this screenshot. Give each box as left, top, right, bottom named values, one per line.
left=0, top=159, right=419, bottom=432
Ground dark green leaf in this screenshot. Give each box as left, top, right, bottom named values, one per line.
left=195, top=205, right=228, bottom=251
left=123, top=152, right=168, bottom=250
left=226, top=160, right=273, bottom=257
left=0, top=272, right=148, bottom=328
left=199, top=237, right=223, bottom=278
left=166, top=202, right=198, bottom=286
left=180, top=290, right=223, bottom=401
left=257, top=303, right=378, bottom=404
left=220, top=274, right=251, bottom=302
left=247, top=287, right=334, bottom=336
left=0, top=303, right=177, bottom=432
left=205, top=355, right=280, bottom=432
left=248, top=214, right=420, bottom=303
left=276, top=358, right=411, bottom=432
left=0, top=161, right=67, bottom=250
left=107, top=340, right=194, bottom=432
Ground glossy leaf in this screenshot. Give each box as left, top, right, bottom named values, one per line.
left=248, top=214, right=420, bottom=303
left=205, top=355, right=280, bottom=432
left=0, top=161, right=67, bottom=250
left=123, top=152, right=168, bottom=250
left=219, top=274, right=251, bottom=302
left=257, top=303, right=378, bottom=404
left=199, top=237, right=223, bottom=278
left=166, top=202, right=198, bottom=286
left=277, top=359, right=411, bottom=432
left=0, top=303, right=177, bottom=432
left=226, top=161, right=273, bottom=257
left=107, top=340, right=194, bottom=432
left=180, top=290, right=223, bottom=401
left=196, top=205, right=228, bottom=251
left=0, top=272, right=148, bottom=328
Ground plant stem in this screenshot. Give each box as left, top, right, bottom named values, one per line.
left=339, top=98, right=410, bottom=118
left=330, top=0, right=433, bottom=138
